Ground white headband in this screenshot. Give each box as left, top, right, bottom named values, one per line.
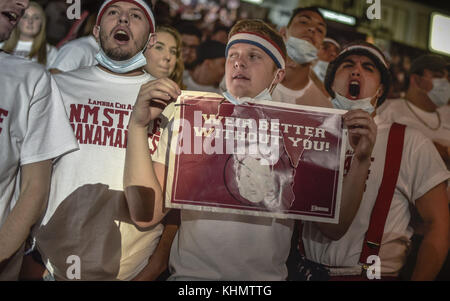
left=96, top=0, right=155, bottom=33
left=226, top=32, right=286, bottom=69
left=323, top=38, right=340, bottom=49
left=341, top=45, right=388, bottom=68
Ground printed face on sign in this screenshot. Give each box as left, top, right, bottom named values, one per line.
left=0, top=0, right=28, bottom=42
left=225, top=43, right=279, bottom=99
left=332, top=54, right=382, bottom=101
left=94, top=1, right=150, bottom=61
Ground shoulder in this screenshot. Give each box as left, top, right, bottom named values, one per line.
left=1, top=54, right=48, bottom=80
left=377, top=98, right=405, bottom=115
left=53, top=65, right=97, bottom=83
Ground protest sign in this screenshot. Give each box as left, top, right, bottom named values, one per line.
left=163, top=92, right=347, bottom=223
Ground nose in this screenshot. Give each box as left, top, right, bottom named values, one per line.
left=233, top=57, right=246, bottom=69
left=118, top=12, right=129, bottom=25
left=351, top=64, right=361, bottom=77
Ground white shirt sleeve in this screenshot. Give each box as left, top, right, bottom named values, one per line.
left=398, top=128, right=450, bottom=204
left=20, top=71, right=79, bottom=165
left=48, top=44, right=85, bottom=72
left=45, top=44, right=59, bottom=69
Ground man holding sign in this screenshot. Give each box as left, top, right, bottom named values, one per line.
left=300, top=42, right=449, bottom=280
left=125, top=20, right=376, bottom=280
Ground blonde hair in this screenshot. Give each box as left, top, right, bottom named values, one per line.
left=155, top=25, right=185, bottom=89
left=2, top=2, right=48, bottom=65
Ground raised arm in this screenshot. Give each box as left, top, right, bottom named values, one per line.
left=124, top=78, right=180, bottom=228
left=315, top=109, right=377, bottom=240
left=411, top=182, right=449, bottom=280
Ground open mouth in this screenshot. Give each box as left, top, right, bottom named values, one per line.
left=1, top=11, right=19, bottom=25
left=348, top=80, right=361, bottom=99
left=113, top=30, right=130, bottom=42
left=233, top=74, right=250, bottom=81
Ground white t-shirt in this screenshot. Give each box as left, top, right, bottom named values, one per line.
left=302, top=118, right=450, bottom=276
left=184, top=73, right=222, bottom=94
left=33, top=66, right=163, bottom=281
left=48, top=35, right=99, bottom=72
left=272, top=81, right=332, bottom=108
left=0, top=52, right=78, bottom=280
left=0, top=40, right=58, bottom=68
left=377, top=99, right=450, bottom=149
left=152, top=100, right=294, bottom=281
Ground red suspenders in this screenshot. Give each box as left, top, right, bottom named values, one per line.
left=297, top=123, right=406, bottom=270
left=359, top=123, right=406, bottom=267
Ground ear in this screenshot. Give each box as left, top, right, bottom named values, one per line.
left=273, top=69, right=286, bottom=85
left=279, top=26, right=288, bottom=41
left=92, top=25, right=100, bottom=42
left=409, top=73, right=421, bottom=89
left=147, top=33, right=157, bottom=48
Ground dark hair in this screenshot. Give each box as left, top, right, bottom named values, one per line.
left=176, top=22, right=202, bottom=40
left=193, top=40, right=226, bottom=67
left=287, top=6, right=326, bottom=28
left=324, top=41, right=391, bottom=107
left=405, top=54, right=448, bottom=90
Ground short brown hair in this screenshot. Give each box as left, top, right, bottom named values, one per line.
left=228, top=19, right=286, bottom=67
left=287, top=6, right=325, bottom=28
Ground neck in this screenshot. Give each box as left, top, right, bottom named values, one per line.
left=98, top=65, right=144, bottom=77
left=191, top=65, right=215, bottom=87
left=19, top=34, right=34, bottom=42
left=281, top=63, right=311, bottom=91
left=405, top=87, right=437, bottom=112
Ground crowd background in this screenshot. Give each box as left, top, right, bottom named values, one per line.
left=26, top=0, right=450, bottom=97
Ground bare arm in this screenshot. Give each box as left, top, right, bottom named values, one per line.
left=124, top=78, right=181, bottom=228
left=0, top=160, right=52, bottom=269
left=411, top=182, right=449, bottom=280
left=315, top=110, right=377, bottom=240
left=132, top=210, right=180, bottom=281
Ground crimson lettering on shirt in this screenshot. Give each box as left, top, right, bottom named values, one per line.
left=69, top=102, right=130, bottom=149
left=0, top=108, right=8, bottom=135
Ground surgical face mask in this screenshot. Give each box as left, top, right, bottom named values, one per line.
left=96, top=48, right=148, bottom=74
left=428, top=78, right=450, bottom=107
left=286, top=36, right=318, bottom=65
left=223, top=69, right=281, bottom=105
left=312, top=60, right=329, bottom=82
left=331, top=91, right=378, bottom=114
left=223, top=89, right=272, bottom=105
left=95, top=27, right=151, bottom=74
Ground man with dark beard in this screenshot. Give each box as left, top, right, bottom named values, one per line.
left=30, top=0, right=180, bottom=281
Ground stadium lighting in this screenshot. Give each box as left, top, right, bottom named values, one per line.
left=318, top=8, right=356, bottom=26
left=429, top=12, right=450, bottom=56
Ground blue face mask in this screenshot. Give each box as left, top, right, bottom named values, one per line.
left=312, top=60, right=329, bottom=82
left=331, top=92, right=376, bottom=114
left=286, top=36, right=318, bottom=65
left=95, top=48, right=148, bottom=74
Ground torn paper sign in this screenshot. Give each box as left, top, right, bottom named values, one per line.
left=164, top=91, right=347, bottom=223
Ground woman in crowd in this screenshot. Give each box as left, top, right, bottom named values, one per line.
left=144, top=25, right=185, bottom=89
left=1, top=1, right=57, bottom=68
